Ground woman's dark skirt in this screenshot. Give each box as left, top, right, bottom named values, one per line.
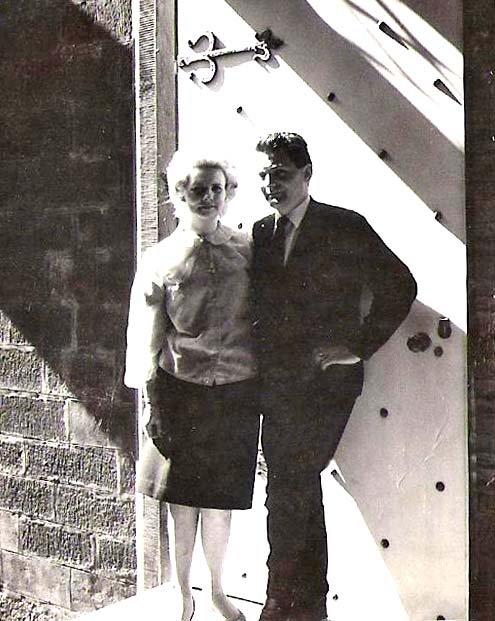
left=137, top=369, right=260, bottom=510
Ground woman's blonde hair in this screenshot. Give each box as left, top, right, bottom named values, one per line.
left=165, top=150, right=238, bottom=219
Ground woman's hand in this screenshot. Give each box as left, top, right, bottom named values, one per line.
left=142, top=401, right=172, bottom=457
left=143, top=377, right=161, bottom=438
left=142, top=401, right=164, bottom=439
left=314, top=345, right=361, bottom=370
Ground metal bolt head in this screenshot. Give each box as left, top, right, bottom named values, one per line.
left=438, top=317, right=452, bottom=339
left=407, top=332, right=432, bottom=353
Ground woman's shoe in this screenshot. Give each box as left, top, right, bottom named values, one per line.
left=212, top=592, right=245, bottom=621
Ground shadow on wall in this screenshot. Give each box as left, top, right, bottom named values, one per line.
left=390, top=0, right=462, bottom=49
left=341, top=0, right=460, bottom=82
left=224, top=0, right=464, bottom=241
left=0, top=0, right=135, bottom=450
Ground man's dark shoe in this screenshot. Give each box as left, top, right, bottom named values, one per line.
left=259, top=598, right=293, bottom=621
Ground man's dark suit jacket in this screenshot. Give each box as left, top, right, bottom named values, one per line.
left=252, top=198, right=417, bottom=398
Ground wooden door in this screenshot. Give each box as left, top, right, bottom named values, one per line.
left=173, top=2, right=466, bottom=619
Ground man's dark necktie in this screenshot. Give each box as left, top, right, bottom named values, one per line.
left=271, top=215, right=291, bottom=267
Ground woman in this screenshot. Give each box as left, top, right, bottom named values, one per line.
left=125, top=150, right=259, bottom=621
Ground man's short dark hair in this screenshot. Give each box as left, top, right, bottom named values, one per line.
left=256, top=132, right=312, bottom=169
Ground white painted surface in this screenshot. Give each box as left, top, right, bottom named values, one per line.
left=170, top=1, right=468, bottom=620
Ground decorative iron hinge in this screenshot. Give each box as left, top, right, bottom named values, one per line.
left=177, top=29, right=283, bottom=84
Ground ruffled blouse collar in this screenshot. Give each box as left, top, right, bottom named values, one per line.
left=179, top=222, right=234, bottom=246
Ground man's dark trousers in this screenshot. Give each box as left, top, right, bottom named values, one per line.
left=261, top=367, right=360, bottom=611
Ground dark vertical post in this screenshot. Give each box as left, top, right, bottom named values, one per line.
left=136, top=0, right=177, bottom=590
left=465, top=1, right=495, bottom=618
left=157, top=0, right=179, bottom=239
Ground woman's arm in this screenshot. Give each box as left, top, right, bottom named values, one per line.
left=124, top=249, right=168, bottom=389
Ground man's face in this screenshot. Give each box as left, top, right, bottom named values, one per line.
left=257, top=150, right=312, bottom=215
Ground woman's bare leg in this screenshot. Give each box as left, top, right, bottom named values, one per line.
left=200, top=508, right=243, bottom=620
left=170, top=503, right=200, bottom=621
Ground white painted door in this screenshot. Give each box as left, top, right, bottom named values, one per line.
left=174, top=2, right=467, bottom=619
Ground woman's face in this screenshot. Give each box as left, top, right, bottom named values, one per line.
left=182, top=166, right=228, bottom=227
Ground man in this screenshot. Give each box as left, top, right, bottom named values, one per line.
left=251, top=132, right=417, bottom=621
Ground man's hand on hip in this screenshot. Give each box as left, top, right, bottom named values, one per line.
left=314, top=345, right=361, bottom=370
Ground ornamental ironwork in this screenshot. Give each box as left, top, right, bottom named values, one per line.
left=177, top=29, right=283, bottom=84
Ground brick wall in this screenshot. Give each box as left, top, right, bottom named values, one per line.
left=0, top=0, right=136, bottom=618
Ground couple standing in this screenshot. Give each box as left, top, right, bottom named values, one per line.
left=125, top=132, right=417, bottom=621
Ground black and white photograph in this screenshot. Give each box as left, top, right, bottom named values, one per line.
left=0, top=1, right=491, bottom=620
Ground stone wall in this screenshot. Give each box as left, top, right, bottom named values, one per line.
left=0, top=0, right=136, bottom=617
